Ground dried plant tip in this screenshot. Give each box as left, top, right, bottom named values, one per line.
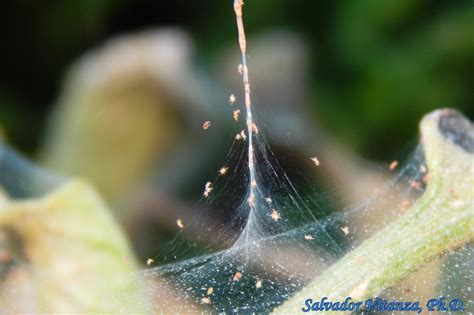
left=233, top=109, right=241, bottom=121
left=202, top=121, right=211, bottom=130
left=256, top=280, right=263, bottom=289
left=341, top=226, right=350, bottom=235
left=201, top=297, right=211, bottom=304
left=238, top=64, right=243, bottom=74
left=311, top=157, right=320, bottom=166
left=229, top=94, right=236, bottom=105
left=203, top=181, right=213, bottom=197
left=218, top=166, right=229, bottom=176
left=146, top=258, right=154, bottom=266
left=207, top=287, right=214, bottom=295
left=233, top=271, right=242, bottom=281
left=304, top=235, right=314, bottom=240
left=250, top=123, right=259, bottom=134
left=176, top=219, right=184, bottom=229
left=271, top=209, right=281, bottom=222
left=409, top=180, right=421, bottom=190
left=389, top=160, right=399, bottom=171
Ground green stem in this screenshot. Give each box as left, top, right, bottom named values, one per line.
left=275, top=109, right=474, bottom=314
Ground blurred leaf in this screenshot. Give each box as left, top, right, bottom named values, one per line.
left=0, top=180, right=145, bottom=313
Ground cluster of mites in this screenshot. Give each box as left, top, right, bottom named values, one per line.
left=389, top=160, right=429, bottom=211
left=202, top=92, right=257, bottom=138
left=160, top=161, right=423, bottom=238
left=146, top=123, right=428, bottom=298
left=200, top=90, right=324, bottom=228
left=146, top=70, right=429, bottom=306
left=197, top=273, right=264, bottom=305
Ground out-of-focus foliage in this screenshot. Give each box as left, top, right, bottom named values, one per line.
left=0, top=0, right=472, bottom=159
left=0, top=180, right=144, bottom=313
left=40, top=28, right=229, bottom=209
left=41, top=30, right=186, bottom=201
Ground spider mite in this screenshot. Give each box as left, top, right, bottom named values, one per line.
left=238, top=64, right=243, bottom=75
left=250, top=123, right=259, bottom=134
left=202, top=121, right=211, bottom=130
left=235, top=130, right=247, bottom=141
left=229, top=94, right=236, bottom=105
left=271, top=209, right=281, bottom=221
left=203, top=181, right=213, bottom=197
left=400, top=199, right=411, bottom=211
left=233, top=109, right=241, bottom=122
left=311, top=157, right=320, bottom=166
left=201, top=297, right=211, bottom=304
left=419, top=164, right=427, bottom=173
left=422, top=174, right=429, bottom=184
left=389, top=160, right=398, bottom=171
left=248, top=193, right=256, bottom=208
left=233, top=271, right=242, bottom=281
left=176, top=219, right=184, bottom=229
left=218, top=166, right=229, bottom=176
left=341, top=226, right=350, bottom=235
left=409, top=180, right=421, bottom=190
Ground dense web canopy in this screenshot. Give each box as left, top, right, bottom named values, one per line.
left=141, top=127, right=445, bottom=313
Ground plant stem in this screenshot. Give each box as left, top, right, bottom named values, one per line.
left=275, top=109, right=474, bottom=314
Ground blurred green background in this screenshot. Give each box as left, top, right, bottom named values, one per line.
left=0, top=0, right=473, bottom=159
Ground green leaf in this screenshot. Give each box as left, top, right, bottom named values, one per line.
left=0, top=180, right=146, bottom=313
